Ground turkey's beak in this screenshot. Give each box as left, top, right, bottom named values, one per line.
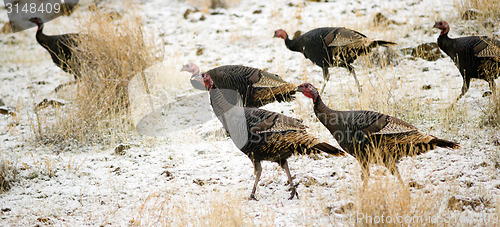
left=432, top=22, right=438, bottom=28
left=296, top=86, right=304, bottom=92
left=180, top=64, right=188, bottom=72
left=273, top=31, right=278, bottom=38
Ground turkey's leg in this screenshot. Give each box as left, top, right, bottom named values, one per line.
left=347, top=64, right=362, bottom=93
left=455, top=78, right=470, bottom=102
left=280, top=160, right=299, bottom=200
left=250, top=160, right=262, bottom=200
left=320, top=66, right=330, bottom=94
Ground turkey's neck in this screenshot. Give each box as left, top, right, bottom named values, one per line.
left=437, top=32, right=456, bottom=57
left=209, top=87, right=235, bottom=114
left=285, top=37, right=303, bottom=53
left=313, top=96, right=340, bottom=128
left=35, top=24, right=48, bottom=46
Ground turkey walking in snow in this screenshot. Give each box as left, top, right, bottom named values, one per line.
left=181, top=63, right=296, bottom=108
left=199, top=74, right=345, bottom=200
left=433, top=21, right=500, bottom=102
left=273, top=27, right=396, bottom=93
left=29, top=17, right=83, bottom=92
left=297, top=83, right=460, bottom=188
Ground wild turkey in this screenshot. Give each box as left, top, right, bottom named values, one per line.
left=297, top=83, right=459, bottom=187
left=199, top=74, right=345, bottom=200
left=433, top=21, right=500, bottom=102
left=29, top=17, right=82, bottom=92
left=181, top=63, right=297, bottom=108
left=273, top=27, right=396, bottom=93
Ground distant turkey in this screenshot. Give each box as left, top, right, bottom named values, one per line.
left=274, top=27, right=396, bottom=93
left=434, top=21, right=500, bottom=102
left=181, top=63, right=296, bottom=108
left=29, top=17, right=82, bottom=92
left=297, top=83, right=459, bottom=187
left=201, top=74, right=345, bottom=200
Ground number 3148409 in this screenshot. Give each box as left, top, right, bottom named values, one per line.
left=5, top=2, right=61, bottom=14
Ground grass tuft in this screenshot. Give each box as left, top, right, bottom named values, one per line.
left=32, top=3, right=164, bottom=147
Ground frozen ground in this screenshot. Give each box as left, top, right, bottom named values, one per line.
left=0, top=0, right=499, bottom=226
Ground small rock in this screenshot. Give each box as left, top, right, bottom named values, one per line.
left=0, top=107, right=15, bottom=116
left=111, top=167, right=121, bottom=173
left=183, top=8, right=199, bottom=19
left=422, top=84, right=432, bottom=90
left=33, top=81, right=49, bottom=85
left=114, top=144, right=131, bottom=155
left=479, top=162, right=489, bottom=167
left=464, top=181, right=474, bottom=188
left=162, top=170, right=174, bottom=180
left=372, top=12, right=404, bottom=26
left=403, top=42, right=444, bottom=61
left=252, top=9, right=262, bottom=14
left=334, top=202, right=355, bottom=214
left=302, top=176, right=318, bottom=187
left=196, top=47, right=204, bottom=56
left=422, top=67, right=429, bottom=72
left=193, top=179, right=205, bottom=186
left=1, top=207, right=11, bottom=212
left=408, top=181, right=424, bottom=189
left=448, top=196, right=491, bottom=212
left=37, top=217, right=50, bottom=223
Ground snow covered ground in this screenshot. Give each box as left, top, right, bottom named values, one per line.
left=1, top=0, right=499, bottom=225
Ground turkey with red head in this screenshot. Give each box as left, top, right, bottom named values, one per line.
left=201, top=74, right=345, bottom=200
left=297, top=83, right=460, bottom=187
left=274, top=27, right=396, bottom=93
left=181, top=63, right=296, bottom=108
left=433, top=20, right=500, bottom=102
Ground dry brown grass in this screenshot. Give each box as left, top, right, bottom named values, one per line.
left=0, top=156, right=16, bottom=193
left=132, top=190, right=253, bottom=226
left=455, top=0, right=500, bottom=23
left=185, top=0, right=242, bottom=10
left=33, top=3, right=164, bottom=147
left=481, top=90, right=500, bottom=127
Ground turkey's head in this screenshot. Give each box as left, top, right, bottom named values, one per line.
left=297, top=83, right=319, bottom=102
left=29, top=17, right=44, bottom=30
left=273, top=29, right=288, bottom=40
left=189, top=74, right=206, bottom=90
left=181, top=63, right=200, bottom=74
left=201, top=73, right=214, bottom=90
left=433, top=21, right=449, bottom=35
left=182, top=63, right=205, bottom=90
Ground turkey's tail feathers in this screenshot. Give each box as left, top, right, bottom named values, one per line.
left=253, top=83, right=297, bottom=104
left=372, top=40, right=397, bottom=47
left=313, top=142, right=346, bottom=156
left=430, top=138, right=460, bottom=149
